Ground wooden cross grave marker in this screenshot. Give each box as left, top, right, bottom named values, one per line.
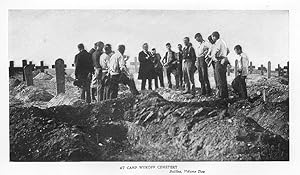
left=275, top=64, right=284, bottom=77
left=130, top=57, right=139, bottom=73
left=248, top=61, right=255, bottom=74
left=257, top=64, right=266, bottom=75
left=28, top=61, right=36, bottom=71
left=36, top=61, right=49, bottom=72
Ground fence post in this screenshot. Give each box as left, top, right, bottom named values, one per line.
left=277, top=64, right=281, bottom=76
left=54, top=59, right=65, bottom=95
left=267, top=61, right=271, bottom=78
left=24, top=65, right=34, bottom=86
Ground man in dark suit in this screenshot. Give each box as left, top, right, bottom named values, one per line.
left=162, top=43, right=179, bottom=89
left=138, top=43, right=156, bottom=90
left=75, top=43, right=94, bottom=103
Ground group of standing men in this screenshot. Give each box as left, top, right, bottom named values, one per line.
left=74, top=30, right=249, bottom=102
left=137, top=31, right=236, bottom=99
left=74, top=42, right=139, bottom=103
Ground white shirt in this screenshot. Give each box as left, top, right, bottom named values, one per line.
left=196, top=41, right=211, bottom=58
left=108, top=51, right=126, bottom=75
left=99, top=52, right=113, bottom=71
left=237, top=52, right=249, bottom=76
left=211, top=38, right=228, bottom=59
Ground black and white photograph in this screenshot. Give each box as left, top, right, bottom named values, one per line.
left=1, top=0, right=299, bottom=174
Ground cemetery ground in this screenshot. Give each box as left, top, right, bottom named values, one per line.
left=9, top=68, right=289, bottom=161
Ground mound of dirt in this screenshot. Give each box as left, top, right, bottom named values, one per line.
left=34, top=72, right=53, bottom=80
left=50, top=76, right=75, bottom=83
left=47, top=94, right=86, bottom=108
left=14, top=86, right=54, bottom=102
left=9, top=78, right=22, bottom=90
left=123, top=92, right=288, bottom=161
left=10, top=90, right=288, bottom=161
left=10, top=95, right=136, bottom=161
left=10, top=107, right=104, bottom=161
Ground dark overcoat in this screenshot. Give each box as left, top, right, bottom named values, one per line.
left=137, top=51, right=156, bottom=79
left=75, top=50, right=94, bottom=78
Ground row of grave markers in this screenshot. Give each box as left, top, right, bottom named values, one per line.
left=10, top=58, right=289, bottom=95
left=226, top=60, right=289, bottom=78
left=9, top=59, right=71, bottom=81
left=128, top=57, right=289, bottom=79
left=14, top=59, right=66, bottom=94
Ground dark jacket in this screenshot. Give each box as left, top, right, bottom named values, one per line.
left=153, top=53, right=163, bottom=73
left=183, top=45, right=196, bottom=62
left=177, top=51, right=183, bottom=66
left=75, top=50, right=94, bottom=78
left=162, top=51, right=177, bottom=71
left=138, top=50, right=156, bottom=79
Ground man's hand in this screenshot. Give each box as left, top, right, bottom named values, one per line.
left=212, top=57, right=218, bottom=62
left=221, top=58, right=226, bottom=65
left=227, top=63, right=232, bottom=69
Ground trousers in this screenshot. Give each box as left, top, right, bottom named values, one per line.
left=215, top=61, right=228, bottom=99
left=141, top=78, right=152, bottom=90
left=196, top=57, right=211, bottom=94
left=166, top=67, right=179, bottom=88
left=183, top=60, right=195, bottom=92
left=107, top=73, right=139, bottom=100
left=97, top=71, right=107, bottom=102
left=78, top=74, right=91, bottom=103
left=154, top=70, right=164, bottom=88
left=178, top=64, right=183, bottom=87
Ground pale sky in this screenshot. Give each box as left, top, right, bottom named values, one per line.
left=8, top=10, right=288, bottom=69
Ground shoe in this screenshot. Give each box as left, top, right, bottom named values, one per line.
left=168, top=84, right=172, bottom=89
